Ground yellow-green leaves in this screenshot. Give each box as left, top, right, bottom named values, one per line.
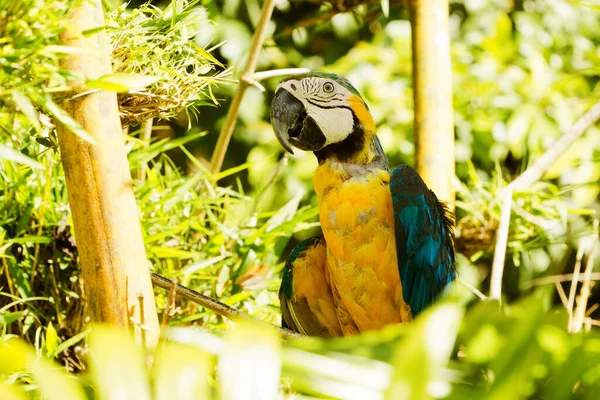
left=218, top=322, right=281, bottom=400
left=86, top=74, right=162, bottom=93
left=88, top=325, right=151, bottom=400
left=153, top=342, right=212, bottom=400
left=386, top=304, right=463, bottom=400
left=45, top=322, right=59, bottom=357
left=0, top=338, right=86, bottom=400
left=0, top=144, right=43, bottom=170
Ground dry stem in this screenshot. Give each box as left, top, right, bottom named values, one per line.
left=489, top=187, right=513, bottom=300
left=150, top=273, right=301, bottom=339
left=509, top=100, right=600, bottom=191
left=209, top=0, right=278, bottom=174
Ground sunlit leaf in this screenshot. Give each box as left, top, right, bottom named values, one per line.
left=88, top=325, right=151, bottom=400
left=218, top=322, right=281, bottom=400
left=0, top=339, right=86, bottom=400
left=153, top=341, right=212, bottom=400
left=45, top=322, right=59, bottom=357
left=37, top=94, right=97, bottom=145
left=11, top=90, right=41, bottom=131
left=386, top=304, right=463, bottom=400
left=0, top=144, right=43, bottom=169
left=0, top=382, right=27, bottom=400
left=86, top=73, right=162, bottom=92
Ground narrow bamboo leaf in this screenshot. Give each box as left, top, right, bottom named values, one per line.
left=38, top=95, right=97, bottom=145
left=86, top=73, right=162, bottom=92
left=180, top=253, right=230, bottom=275
left=7, top=235, right=53, bottom=244
left=191, top=41, right=223, bottom=66
left=0, top=311, right=26, bottom=328
left=128, top=131, right=207, bottom=165
left=150, top=247, right=195, bottom=259
left=88, top=325, right=151, bottom=400
left=50, top=329, right=90, bottom=360
left=153, top=342, right=212, bottom=400
left=0, top=144, right=43, bottom=169
left=11, top=90, right=41, bottom=131
left=265, top=191, right=304, bottom=232
left=218, top=321, right=281, bottom=400
left=216, top=162, right=252, bottom=180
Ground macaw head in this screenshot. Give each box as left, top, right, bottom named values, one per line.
left=271, top=72, right=378, bottom=163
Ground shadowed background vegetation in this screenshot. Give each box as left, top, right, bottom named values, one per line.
left=1, top=0, right=600, bottom=398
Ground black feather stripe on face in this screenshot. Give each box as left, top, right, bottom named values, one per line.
left=315, top=112, right=365, bottom=163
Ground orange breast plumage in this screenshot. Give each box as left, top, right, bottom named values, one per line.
left=313, top=162, right=412, bottom=334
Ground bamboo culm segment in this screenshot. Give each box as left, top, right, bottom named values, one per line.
left=410, top=0, right=455, bottom=206
left=55, top=0, right=159, bottom=346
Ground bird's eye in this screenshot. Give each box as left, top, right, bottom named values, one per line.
left=323, top=82, right=334, bottom=93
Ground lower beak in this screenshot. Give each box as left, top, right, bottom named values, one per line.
left=270, top=88, right=304, bottom=154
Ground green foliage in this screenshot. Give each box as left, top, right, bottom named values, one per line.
left=107, top=0, right=233, bottom=125
left=2, top=0, right=600, bottom=398
left=3, top=296, right=600, bottom=399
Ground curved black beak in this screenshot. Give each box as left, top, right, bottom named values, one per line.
left=270, top=88, right=303, bottom=154
left=270, top=88, right=327, bottom=154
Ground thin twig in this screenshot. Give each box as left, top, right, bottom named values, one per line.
left=160, top=275, right=178, bottom=330
left=150, top=273, right=301, bottom=339
left=277, top=0, right=405, bottom=38
left=527, top=272, right=600, bottom=287
left=509, top=100, right=600, bottom=191
left=489, top=187, right=513, bottom=300
left=567, top=244, right=586, bottom=317
left=251, top=68, right=311, bottom=82
left=243, top=68, right=312, bottom=92
left=458, top=277, right=487, bottom=300
left=209, top=0, right=278, bottom=174
left=555, top=282, right=569, bottom=308
left=570, top=220, right=599, bottom=333
left=139, top=118, right=153, bottom=181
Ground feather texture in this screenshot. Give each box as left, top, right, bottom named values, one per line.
left=390, top=165, right=455, bottom=316
left=280, top=236, right=342, bottom=336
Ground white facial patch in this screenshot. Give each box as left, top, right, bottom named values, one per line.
left=276, top=77, right=356, bottom=146
left=309, top=106, right=354, bottom=145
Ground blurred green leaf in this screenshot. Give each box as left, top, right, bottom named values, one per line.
left=153, top=341, right=212, bottom=400
left=218, top=321, right=281, bottom=400
left=88, top=325, right=151, bottom=400
left=0, top=144, right=43, bottom=169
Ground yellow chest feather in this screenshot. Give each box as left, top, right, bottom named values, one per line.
left=313, top=163, right=412, bottom=334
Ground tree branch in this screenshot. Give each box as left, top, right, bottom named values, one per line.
left=209, top=0, right=278, bottom=174
left=509, top=100, right=600, bottom=191
left=150, top=273, right=301, bottom=339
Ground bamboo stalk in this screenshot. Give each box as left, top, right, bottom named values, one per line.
left=409, top=0, right=455, bottom=205
left=55, top=0, right=159, bottom=347
left=210, top=0, right=277, bottom=174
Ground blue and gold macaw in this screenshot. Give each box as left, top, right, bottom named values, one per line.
left=271, top=73, right=455, bottom=336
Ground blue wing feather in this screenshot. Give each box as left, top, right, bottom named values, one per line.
left=390, top=165, right=455, bottom=316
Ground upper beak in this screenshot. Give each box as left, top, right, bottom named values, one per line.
left=270, top=88, right=305, bottom=154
